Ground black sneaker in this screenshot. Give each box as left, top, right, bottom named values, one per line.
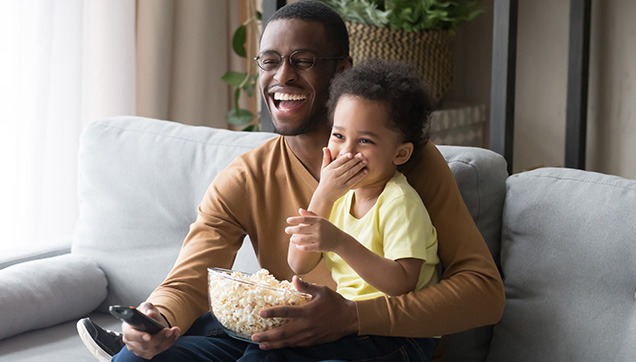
left=77, top=317, right=125, bottom=361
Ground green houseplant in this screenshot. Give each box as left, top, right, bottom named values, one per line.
left=317, top=0, right=481, bottom=105
left=221, top=4, right=261, bottom=131
left=317, top=0, right=481, bottom=32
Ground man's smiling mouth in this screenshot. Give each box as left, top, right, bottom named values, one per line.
left=272, top=92, right=307, bottom=110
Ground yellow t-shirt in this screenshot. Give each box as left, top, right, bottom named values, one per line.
left=325, top=172, right=439, bottom=301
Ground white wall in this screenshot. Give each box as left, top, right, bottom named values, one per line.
left=448, top=0, right=636, bottom=179
left=587, top=0, right=636, bottom=179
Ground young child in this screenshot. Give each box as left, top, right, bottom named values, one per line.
left=286, top=61, right=439, bottom=302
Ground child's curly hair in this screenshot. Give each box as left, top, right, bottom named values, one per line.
left=327, top=61, right=434, bottom=166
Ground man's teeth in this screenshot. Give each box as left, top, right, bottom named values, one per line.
left=273, top=93, right=306, bottom=101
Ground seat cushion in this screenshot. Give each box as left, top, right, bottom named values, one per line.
left=0, top=312, right=118, bottom=362
left=487, top=168, right=636, bottom=362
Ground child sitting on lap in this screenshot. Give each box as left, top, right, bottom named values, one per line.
left=286, top=61, right=439, bottom=302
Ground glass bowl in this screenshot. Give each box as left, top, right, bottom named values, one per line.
left=207, top=267, right=312, bottom=342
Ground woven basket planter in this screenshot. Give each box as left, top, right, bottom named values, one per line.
left=346, top=22, right=454, bottom=106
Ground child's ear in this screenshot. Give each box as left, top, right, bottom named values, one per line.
left=393, top=142, right=414, bottom=166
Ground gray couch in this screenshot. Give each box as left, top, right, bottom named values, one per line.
left=1, top=116, right=634, bottom=362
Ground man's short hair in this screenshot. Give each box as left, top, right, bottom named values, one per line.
left=327, top=61, right=434, bottom=156
left=266, top=1, right=349, bottom=57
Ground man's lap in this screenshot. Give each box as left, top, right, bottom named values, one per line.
left=112, top=313, right=437, bottom=362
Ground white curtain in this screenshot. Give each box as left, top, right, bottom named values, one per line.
left=0, top=0, right=135, bottom=252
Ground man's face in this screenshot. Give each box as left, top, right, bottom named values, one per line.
left=258, top=19, right=346, bottom=136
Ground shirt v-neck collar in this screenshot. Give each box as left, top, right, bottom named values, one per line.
left=282, top=136, right=319, bottom=189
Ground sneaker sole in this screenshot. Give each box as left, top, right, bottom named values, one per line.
left=76, top=320, right=112, bottom=362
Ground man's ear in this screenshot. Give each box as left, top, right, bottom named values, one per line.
left=393, top=142, right=414, bottom=166
left=337, top=56, right=353, bottom=73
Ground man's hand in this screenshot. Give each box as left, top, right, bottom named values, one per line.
left=121, top=302, right=181, bottom=359
left=251, top=276, right=358, bottom=350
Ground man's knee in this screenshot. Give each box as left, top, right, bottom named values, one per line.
left=111, top=346, right=146, bottom=362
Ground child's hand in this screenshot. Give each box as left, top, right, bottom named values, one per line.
left=315, top=148, right=367, bottom=203
left=285, top=209, right=350, bottom=253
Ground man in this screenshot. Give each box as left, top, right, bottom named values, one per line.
left=79, top=2, right=504, bottom=361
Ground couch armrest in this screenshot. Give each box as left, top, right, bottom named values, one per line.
left=0, top=254, right=107, bottom=341
left=0, top=235, right=72, bottom=269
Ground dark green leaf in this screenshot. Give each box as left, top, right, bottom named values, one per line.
left=233, top=88, right=241, bottom=112
left=222, top=71, right=248, bottom=87
left=232, top=25, right=247, bottom=58
left=318, top=0, right=481, bottom=31
left=242, top=74, right=259, bottom=97
left=242, top=124, right=259, bottom=132
left=225, top=108, right=255, bottom=126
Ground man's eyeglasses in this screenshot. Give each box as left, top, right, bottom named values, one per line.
left=254, top=50, right=346, bottom=72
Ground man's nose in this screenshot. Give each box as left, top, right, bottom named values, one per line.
left=273, top=59, right=297, bottom=84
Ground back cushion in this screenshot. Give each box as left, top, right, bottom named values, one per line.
left=438, top=146, right=508, bottom=268
left=72, top=116, right=275, bottom=310
left=437, top=146, right=508, bottom=362
left=487, top=168, right=636, bottom=362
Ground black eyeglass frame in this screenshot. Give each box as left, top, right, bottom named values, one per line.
left=254, top=50, right=347, bottom=72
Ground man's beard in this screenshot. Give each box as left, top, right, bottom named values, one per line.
left=272, top=107, right=328, bottom=136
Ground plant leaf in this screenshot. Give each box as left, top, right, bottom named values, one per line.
left=233, top=88, right=241, bottom=112
left=225, top=108, right=255, bottom=126
left=242, top=74, right=259, bottom=97
left=222, top=71, right=248, bottom=87
left=232, top=25, right=247, bottom=58
left=242, top=124, right=259, bottom=132
left=318, top=0, right=481, bottom=31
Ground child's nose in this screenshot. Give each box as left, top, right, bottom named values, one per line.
left=339, top=144, right=357, bottom=157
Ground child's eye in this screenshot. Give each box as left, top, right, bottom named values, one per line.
left=332, top=133, right=344, bottom=140
left=359, top=138, right=373, bottom=144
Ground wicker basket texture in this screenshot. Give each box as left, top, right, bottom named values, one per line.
left=346, top=21, right=454, bottom=106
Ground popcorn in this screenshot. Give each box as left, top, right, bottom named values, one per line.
left=208, top=268, right=312, bottom=339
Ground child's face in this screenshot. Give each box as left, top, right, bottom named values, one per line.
left=328, top=95, right=412, bottom=188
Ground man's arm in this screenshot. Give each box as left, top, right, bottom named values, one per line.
left=147, top=157, right=253, bottom=331
left=120, top=156, right=254, bottom=358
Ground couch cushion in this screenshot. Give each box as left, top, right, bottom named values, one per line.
left=0, top=254, right=107, bottom=341
left=487, top=168, right=636, bottom=362
left=71, top=116, right=276, bottom=311
left=437, top=146, right=508, bottom=362
left=0, top=312, right=117, bottom=362
left=438, top=145, right=508, bottom=268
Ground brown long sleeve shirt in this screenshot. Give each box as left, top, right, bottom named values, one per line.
left=148, top=136, right=504, bottom=337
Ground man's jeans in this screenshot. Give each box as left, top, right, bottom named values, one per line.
left=112, top=312, right=438, bottom=362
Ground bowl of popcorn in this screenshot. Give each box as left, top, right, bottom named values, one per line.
left=208, top=267, right=312, bottom=342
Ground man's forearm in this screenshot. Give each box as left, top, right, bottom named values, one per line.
left=355, top=269, right=505, bottom=337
